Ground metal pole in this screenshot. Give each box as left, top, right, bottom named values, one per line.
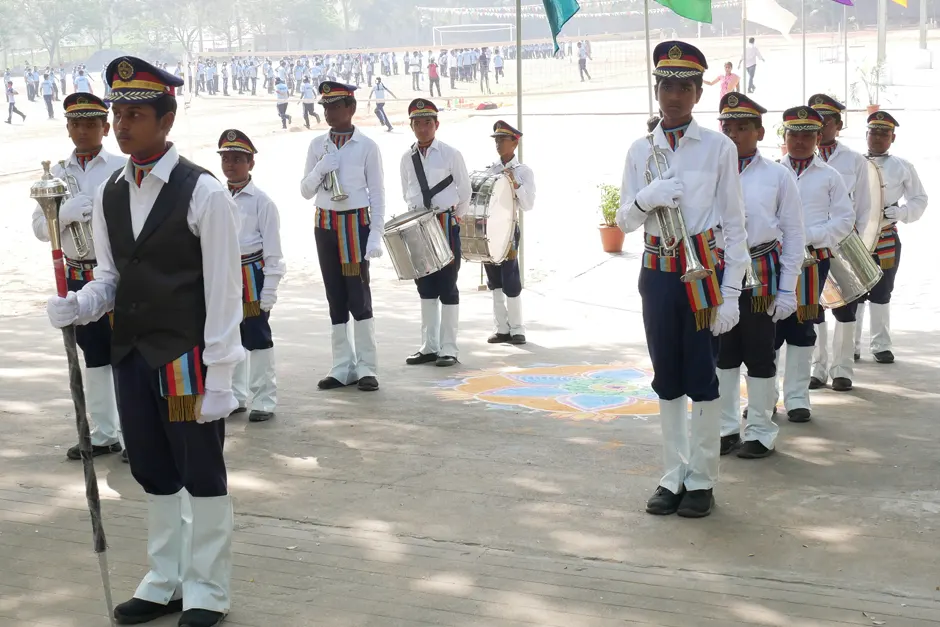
left=921, top=0, right=928, bottom=49
left=801, top=0, right=806, bottom=102
left=515, top=0, right=525, bottom=287
left=877, top=0, right=887, bottom=66
left=644, top=0, right=653, bottom=116
left=844, top=4, right=849, bottom=108
left=742, top=0, right=748, bottom=93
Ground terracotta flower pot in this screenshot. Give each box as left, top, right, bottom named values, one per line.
left=866, top=104, right=881, bottom=115
left=599, top=224, right=625, bottom=253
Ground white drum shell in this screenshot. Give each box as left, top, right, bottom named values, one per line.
left=820, top=230, right=884, bottom=308
left=461, top=171, right=517, bottom=264
left=383, top=209, right=454, bottom=281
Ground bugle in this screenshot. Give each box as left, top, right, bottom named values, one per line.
left=322, top=138, right=348, bottom=202
left=57, top=160, right=93, bottom=258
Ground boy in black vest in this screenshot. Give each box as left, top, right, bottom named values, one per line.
left=46, top=56, right=243, bottom=627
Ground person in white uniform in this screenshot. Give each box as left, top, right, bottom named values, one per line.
left=807, top=94, right=871, bottom=392
left=855, top=111, right=928, bottom=363
left=482, top=120, right=536, bottom=345
left=714, top=92, right=804, bottom=459
left=618, top=41, right=749, bottom=518
left=399, top=98, right=471, bottom=367
left=218, top=129, right=284, bottom=423
left=773, top=105, right=854, bottom=424
left=31, top=92, right=127, bottom=462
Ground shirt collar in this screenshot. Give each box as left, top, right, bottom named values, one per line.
left=235, top=180, right=257, bottom=197
left=122, top=144, right=179, bottom=185
left=67, top=146, right=113, bottom=168
left=653, top=118, right=701, bottom=146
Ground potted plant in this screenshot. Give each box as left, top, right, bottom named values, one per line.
left=597, top=183, right=625, bottom=253
left=850, top=62, right=887, bottom=115
left=775, top=123, right=787, bottom=157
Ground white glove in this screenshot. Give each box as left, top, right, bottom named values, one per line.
left=317, top=152, right=339, bottom=175
left=365, top=230, right=384, bottom=259
left=259, top=284, right=277, bottom=311
left=883, top=204, right=899, bottom=220
left=768, top=289, right=797, bottom=323
left=197, top=389, right=238, bottom=424
left=47, top=292, right=79, bottom=328
left=58, top=196, right=93, bottom=227
left=634, top=168, right=683, bottom=213
left=710, top=298, right=741, bottom=336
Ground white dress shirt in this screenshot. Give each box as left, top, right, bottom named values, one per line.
left=232, top=180, right=286, bottom=278
left=823, top=142, right=871, bottom=233
left=32, top=147, right=127, bottom=261
left=869, top=153, right=928, bottom=224
left=743, top=44, right=764, bottom=67
left=618, top=118, right=750, bottom=292
left=75, top=145, right=244, bottom=386
left=781, top=156, right=855, bottom=250
left=301, top=128, right=386, bottom=230
left=739, top=152, right=805, bottom=292
left=399, top=139, right=471, bottom=218
left=483, top=156, right=536, bottom=213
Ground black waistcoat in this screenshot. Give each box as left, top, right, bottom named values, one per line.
left=103, top=157, right=210, bottom=368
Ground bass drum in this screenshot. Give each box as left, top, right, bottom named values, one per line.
left=858, top=158, right=889, bottom=252
left=460, top=171, right=517, bottom=264
left=382, top=209, right=454, bottom=281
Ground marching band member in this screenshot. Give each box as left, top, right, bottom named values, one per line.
left=45, top=57, right=242, bottom=627
left=774, top=106, right=854, bottom=423
left=856, top=112, right=928, bottom=363
left=31, top=92, right=127, bottom=462
left=715, top=93, right=804, bottom=459
left=218, top=129, right=284, bottom=423
left=301, top=81, right=385, bottom=391
left=618, top=42, right=749, bottom=518
left=807, top=94, right=871, bottom=392
left=483, top=120, right=536, bottom=345
left=400, top=98, right=471, bottom=367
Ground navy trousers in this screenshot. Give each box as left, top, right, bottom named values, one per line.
left=240, top=260, right=274, bottom=351
left=484, top=228, right=522, bottom=297
left=717, top=292, right=776, bottom=378
left=67, top=269, right=112, bottom=368
left=113, top=349, right=227, bottom=498
left=862, top=232, right=901, bottom=305
left=776, top=259, right=830, bottom=348
left=415, top=223, right=461, bottom=305
left=639, top=268, right=721, bottom=402
left=314, top=224, right=373, bottom=325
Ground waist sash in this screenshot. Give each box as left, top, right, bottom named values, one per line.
left=642, top=228, right=724, bottom=331
left=65, top=257, right=97, bottom=282
left=240, top=250, right=265, bottom=318
left=874, top=224, right=898, bottom=270
left=157, top=346, right=207, bottom=423
left=316, top=207, right=371, bottom=276
left=796, top=246, right=831, bottom=322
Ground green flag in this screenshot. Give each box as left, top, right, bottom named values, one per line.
left=654, top=0, right=712, bottom=23
left=542, top=0, right=581, bottom=53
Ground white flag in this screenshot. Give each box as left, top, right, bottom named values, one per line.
left=746, top=0, right=798, bottom=38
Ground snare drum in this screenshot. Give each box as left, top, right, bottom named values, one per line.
left=383, top=209, right=454, bottom=281
left=461, top=171, right=517, bottom=264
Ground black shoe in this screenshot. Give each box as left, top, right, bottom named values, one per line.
left=788, top=408, right=811, bottom=423
left=406, top=351, right=438, bottom=365
left=67, top=442, right=122, bottom=461
left=720, top=434, right=741, bottom=456
left=436, top=355, right=458, bottom=367
left=677, top=489, right=714, bottom=518
left=831, top=377, right=853, bottom=392
left=357, top=376, right=379, bottom=391
left=809, top=376, right=826, bottom=390
left=853, top=352, right=861, bottom=362
left=487, top=333, right=511, bottom=344
left=317, top=376, right=346, bottom=390
left=737, top=440, right=774, bottom=459
left=645, top=485, right=684, bottom=515
left=249, top=410, right=273, bottom=422
left=509, top=334, right=526, bottom=345
left=178, top=608, right=226, bottom=627
left=113, top=597, right=183, bottom=624
left=121, top=449, right=129, bottom=464
left=873, top=350, right=895, bottom=364
left=228, top=406, right=247, bottom=417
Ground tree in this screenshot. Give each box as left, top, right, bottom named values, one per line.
left=22, top=0, right=90, bottom=65
left=0, top=0, right=21, bottom=65
left=151, top=0, right=210, bottom=56
left=81, top=0, right=137, bottom=50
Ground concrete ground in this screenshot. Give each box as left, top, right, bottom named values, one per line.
left=2, top=31, right=940, bottom=627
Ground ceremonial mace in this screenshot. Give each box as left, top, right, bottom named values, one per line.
left=30, top=162, right=117, bottom=626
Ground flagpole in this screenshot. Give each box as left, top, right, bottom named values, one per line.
left=515, top=0, right=525, bottom=286
left=877, top=0, right=887, bottom=67
left=742, top=0, right=747, bottom=93
left=644, top=0, right=653, bottom=116
left=801, top=0, right=806, bottom=102
left=843, top=4, right=848, bottom=109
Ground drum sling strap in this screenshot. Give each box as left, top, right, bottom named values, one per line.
left=411, top=149, right=454, bottom=210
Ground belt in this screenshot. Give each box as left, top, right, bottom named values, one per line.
left=749, top=240, right=778, bottom=259
left=643, top=231, right=717, bottom=257
left=240, top=249, right=263, bottom=265
left=65, top=257, right=97, bottom=271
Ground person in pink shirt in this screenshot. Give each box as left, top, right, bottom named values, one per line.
left=706, top=62, right=740, bottom=99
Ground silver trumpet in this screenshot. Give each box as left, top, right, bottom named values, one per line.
left=644, top=134, right=712, bottom=283
left=802, top=246, right=818, bottom=268
left=322, top=138, right=348, bottom=202
left=58, top=160, right=93, bottom=259
left=743, top=261, right=763, bottom=289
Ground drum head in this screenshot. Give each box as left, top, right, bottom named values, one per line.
left=860, top=159, right=886, bottom=252
left=483, top=175, right=516, bottom=259
left=386, top=208, right=430, bottom=232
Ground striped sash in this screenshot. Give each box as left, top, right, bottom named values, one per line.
left=157, top=346, right=207, bottom=423
left=240, top=250, right=264, bottom=319
left=749, top=240, right=780, bottom=313
left=796, top=246, right=831, bottom=322
left=437, top=209, right=459, bottom=259
left=643, top=228, right=724, bottom=331
left=874, top=224, right=898, bottom=270
left=65, top=257, right=96, bottom=282
left=316, top=207, right=371, bottom=276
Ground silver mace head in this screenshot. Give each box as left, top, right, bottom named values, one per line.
left=30, top=160, right=69, bottom=250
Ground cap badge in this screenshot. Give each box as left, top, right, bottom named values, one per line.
left=797, top=108, right=808, bottom=120
left=76, top=96, right=88, bottom=105
left=416, top=100, right=425, bottom=109
left=814, top=95, right=825, bottom=105
left=727, top=95, right=739, bottom=108
left=322, top=84, right=331, bottom=93
left=226, top=130, right=237, bottom=141
left=876, top=112, right=885, bottom=120
left=117, top=60, right=134, bottom=81
left=667, top=45, right=683, bottom=60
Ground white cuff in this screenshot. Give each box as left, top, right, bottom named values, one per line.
left=779, top=272, right=799, bottom=293
left=205, top=363, right=237, bottom=393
